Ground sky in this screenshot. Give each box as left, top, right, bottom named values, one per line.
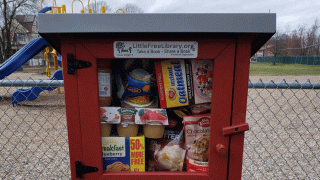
left=47, top=0, right=320, bottom=33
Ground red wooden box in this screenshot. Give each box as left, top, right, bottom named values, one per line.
left=39, top=13, right=275, bottom=180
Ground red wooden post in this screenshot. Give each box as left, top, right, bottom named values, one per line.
left=228, top=36, right=253, bottom=180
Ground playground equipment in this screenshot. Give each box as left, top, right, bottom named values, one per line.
left=8, top=38, right=63, bottom=105
left=2, top=0, right=127, bottom=105
left=3, top=1, right=67, bottom=105
left=0, top=38, right=49, bottom=80
left=10, top=1, right=66, bottom=105
left=88, top=0, right=96, bottom=14
left=11, top=69, right=63, bottom=105
left=72, top=0, right=85, bottom=13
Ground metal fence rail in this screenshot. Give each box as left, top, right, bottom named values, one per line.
left=0, top=80, right=64, bottom=87
left=0, top=78, right=319, bottom=179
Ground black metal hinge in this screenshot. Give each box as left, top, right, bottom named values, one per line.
left=75, top=161, right=99, bottom=179
left=67, top=54, right=92, bottom=75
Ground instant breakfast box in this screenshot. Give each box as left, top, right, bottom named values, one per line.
left=155, top=59, right=213, bottom=108
left=102, top=136, right=145, bottom=172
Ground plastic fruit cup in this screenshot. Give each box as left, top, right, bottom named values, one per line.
left=101, top=122, right=112, bottom=137
left=143, top=121, right=165, bottom=139
left=117, top=122, right=139, bottom=137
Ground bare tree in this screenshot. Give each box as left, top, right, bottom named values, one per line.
left=308, top=19, right=319, bottom=56
left=287, top=30, right=302, bottom=56
left=0, top=0, right=40, bottom=63
left=266, top=32, right=287, bottom=65
left=120, top=3, right=143, bottom=13
left=262, top=18, right=320, bottom=58
left=297, top=26, right=309, bottom=56
left=84, top=1, right=112, bottom=14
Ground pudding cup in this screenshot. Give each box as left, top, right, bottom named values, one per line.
left=143, top=121, right=165, bottom=139
left=117, top=122, right=139, bottom=137
left=101, top=122, right=112, bottom=137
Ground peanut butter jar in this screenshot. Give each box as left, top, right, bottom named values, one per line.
left=143, top=121, right=165, bottom=139
left=117, top=122, right=139, bottom=137
left=101, top=122, right=112, bottom=137
left=98, top=61, right=112, bottom=107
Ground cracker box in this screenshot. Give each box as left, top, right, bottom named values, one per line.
left=155, top=60, right=213, bottom=108
left=102, top=136, right=145, bottom=172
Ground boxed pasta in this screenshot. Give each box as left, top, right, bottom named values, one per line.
left=102, top=136, right=145, bottom=172
left=155, top=59, right=213, bottom=108
left=183, top=114, right=211, bottom=172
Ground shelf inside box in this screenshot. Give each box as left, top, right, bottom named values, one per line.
left=101, top=171, right=210, bottom=180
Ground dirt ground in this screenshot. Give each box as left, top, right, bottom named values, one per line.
left=0, top=72, right=319, bottom=179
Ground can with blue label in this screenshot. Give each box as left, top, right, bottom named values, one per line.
left=120, top=69, right=155, bottom=107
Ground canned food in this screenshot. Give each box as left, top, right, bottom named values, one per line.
left=120, top=69, right=154, bottom=107
left=143, top=121, right=165, bottom=139
left=124, top=95, right=153, bottom=107
left=130, top=69, right=151, bottom=82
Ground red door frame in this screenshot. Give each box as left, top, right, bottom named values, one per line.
left=61, top=36, right=251, bottom=180
left=228, top=36, right=252, bottom=179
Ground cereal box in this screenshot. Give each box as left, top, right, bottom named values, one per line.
left=155, top=60, right=213, bottom=108
left=102, top=136, right=145, bottom=172
left=183, top=114, right=210, bottom=172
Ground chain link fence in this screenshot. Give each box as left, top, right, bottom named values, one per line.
left=0, top=75, right=319, bottom=179
left=0, top=77, right=69, bottom=180
left=243, top=79, right=320, bottom=179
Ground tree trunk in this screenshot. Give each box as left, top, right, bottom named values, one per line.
left=0, top=53, right=4, bottom=64
left=273, top=56, right=276, bottom=65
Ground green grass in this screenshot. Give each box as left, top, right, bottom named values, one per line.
left=249, top=63, right=320, bottom=75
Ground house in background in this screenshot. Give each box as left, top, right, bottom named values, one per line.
left=12, top=15, right=38, bottom=51
left=12, top=15, right=46, bottom=67
left=251, top=44, right=274, bottom=62
left=254, top=44, right=274, bottom=57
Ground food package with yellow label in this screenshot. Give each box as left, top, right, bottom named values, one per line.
left=102, top=136, right=145, bottom=172
left=155, top=59, right=213, bottom=108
